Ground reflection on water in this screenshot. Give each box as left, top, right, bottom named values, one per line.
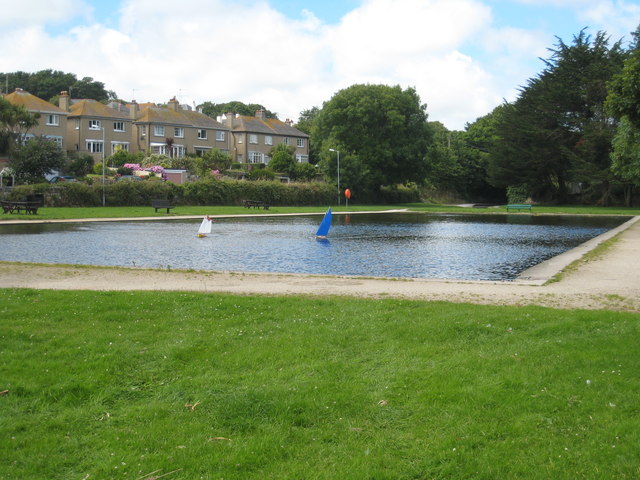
left=0, top=213, right=628, bottom=281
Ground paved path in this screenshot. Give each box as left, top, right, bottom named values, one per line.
left=1, top=215, right=639, bottom=312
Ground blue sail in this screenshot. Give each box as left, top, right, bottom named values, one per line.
left=315, top=208, right=332, bottom=238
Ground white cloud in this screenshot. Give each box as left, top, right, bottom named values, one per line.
left=513, top=0, right=639, bottom=42
left=578, top=1, right=640, bottom=42
left=2, top=0, right=635, bottom=129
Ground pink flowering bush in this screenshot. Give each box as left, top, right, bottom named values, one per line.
left=146, top=165, right=165, bottom=174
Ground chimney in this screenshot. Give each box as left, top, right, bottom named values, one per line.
left=59, top=91, right=70, bottom=112
left=168, top=96, right=179, bottom=111
left=255, top=109, right=266, bottom=120
left=129, top=100, right=139, bottom=120
left=285, top=118, right=293, bottom=126
left=225, top=112, right=235, bottom=128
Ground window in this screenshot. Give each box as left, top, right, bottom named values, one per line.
left=194, top=147, right=211, bottom=157
left=46, top=114, right=59, bottom=126
left=75, top=119, right=80, bottom=130
left=296, top=154, right=309, bottom=163
left=114, top=121, right=125, bottom=132
left=151, top=143, right=167, bottom=155
left=265, top=136, right=273, bottom=145
left=216, top=130, right=225, bottom=141
left=297, top=138, right=305, bottom=148
left=140, top=125, right=147, bottom=137
left=47, top=136, right=63, bottom=148
left=111, top=142, right=129, bottom=154
left=249, top=134, right=258, bottom=144
left=283, top=137, right=290, bottom=145
left=154, top=125, right=165, bottom=137
left=172, top=145, right=186, bottom=158
left=86, top=140, right=103, bottom=153
left=197, top=129, right=207, bottom=139
left=237, top=135, right=243, bottom=144
left=249, top=151, right=264, bottom=163
left=89, top=119, right=101, bottom=130
left=174, top=127, right=184, bottom=138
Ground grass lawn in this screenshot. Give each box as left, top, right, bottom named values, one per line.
left=1, top=203, right=639, bottom=222
left=1, top=289, right=639, bottom=479
left=0, top=205, right=394, bottom=221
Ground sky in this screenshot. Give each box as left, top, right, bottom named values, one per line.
left=1, top=0, right=639, bottom=130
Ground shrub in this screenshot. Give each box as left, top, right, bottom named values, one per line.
left=8, top=178, right=335, bottom=207
left=506, top=185, right=530, bottom=204
left=247, top=169, right=276, bottom=181
left=65, top=152, right=94, bottom=177
left=378, top=184, right=421, bottom=204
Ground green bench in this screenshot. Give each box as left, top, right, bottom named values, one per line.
left=506, top=204, right=532, bottom=212
left=242, top=199, right=270, bottom=210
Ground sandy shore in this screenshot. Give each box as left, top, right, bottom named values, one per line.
left=1, top=215, right=639, bottom=312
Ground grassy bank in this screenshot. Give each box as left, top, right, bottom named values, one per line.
left=1, top=289, right=639, bottom=479
left=1, top=203, right=639, bottom=222
left=0, top=205, right=395, bottom=221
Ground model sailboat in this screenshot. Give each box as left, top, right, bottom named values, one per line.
left=197, top=216, right=212, bottom=238
left=315, top=208, right=332, bottom=239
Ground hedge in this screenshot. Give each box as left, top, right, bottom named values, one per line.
left=7, top=179, right=336, bottom=207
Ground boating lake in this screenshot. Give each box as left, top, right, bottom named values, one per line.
left=0, top=213, right=629, bottom=281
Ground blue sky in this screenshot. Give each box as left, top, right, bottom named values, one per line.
left=1, top=0, right=639, bottom=129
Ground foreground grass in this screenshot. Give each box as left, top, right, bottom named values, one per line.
left=1, top=290, right=639, bottom=479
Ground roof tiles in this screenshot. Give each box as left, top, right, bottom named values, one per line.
left=3, top=89, right=66, bottom=115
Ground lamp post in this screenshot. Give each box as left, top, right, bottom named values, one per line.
left=329, top=148, right=340, bottom=205
left=101, top=127, right=106, bottom=207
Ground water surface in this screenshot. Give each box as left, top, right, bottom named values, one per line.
left=0, top=213, right=628, bottom=281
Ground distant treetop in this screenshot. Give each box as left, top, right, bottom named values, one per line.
left=198, top=101, right=277, bottom=120
left=0, top=69, right=116, bottom=104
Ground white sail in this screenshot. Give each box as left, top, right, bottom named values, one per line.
left=197, top=217, right=212, bottom=237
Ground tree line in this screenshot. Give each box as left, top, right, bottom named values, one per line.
left=296, top=25, right=640, bottom=206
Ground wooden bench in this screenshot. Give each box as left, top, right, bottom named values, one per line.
left=0, top=200, right=41, bottom=215
left=242, top=199, right=270, bottom=210
left=152, top=199, right=175, bottom=213
left=506, top=204, right=532, bottom=212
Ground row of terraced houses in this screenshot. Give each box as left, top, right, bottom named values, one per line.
left=1, top=88, right=310, bottom=170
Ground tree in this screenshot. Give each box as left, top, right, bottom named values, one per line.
left=424, top=121, right=464, bottom=192
left=70, top=77, right=112, bottom=102
left=1, top=70, right=114, bottom=102
left=606, top=25, right=640, bottom=128
left=295, top=107, right=320, bottom=164
left=198, top=101, right=277, bottom=119
left=195, top=149, right=232, bottom=176
left=460, top=109, right=506, bottom=201
left=107, top=149, right=144, bottom=168
left=313, top=84, right=432, bottom=196
left=0, top=97, right=39, bottom=155
left=65, top=152, right=94, bottom=177
left=9, top=136, right=65, bottom=184
left=488, top=30, right=625, bottom=203
left=610, top=117, right=640, bottom=205
left=268, top=143, right=296, bottom=175
left=293, top=162, right=317, bottom=181
left=605, top=24, right=640, bottom=206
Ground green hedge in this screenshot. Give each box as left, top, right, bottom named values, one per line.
left=7, top=179, right=336, bottom=207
